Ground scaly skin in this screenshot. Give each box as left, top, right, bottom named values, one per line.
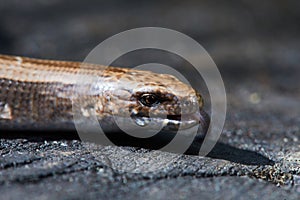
left=0, top=54, right=209, bottom=137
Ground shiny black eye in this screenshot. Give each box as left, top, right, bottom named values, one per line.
left=139, top=94, right=159, bottom=107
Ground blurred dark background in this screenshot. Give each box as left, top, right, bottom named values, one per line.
left=0, top=0, right=299, bottom=131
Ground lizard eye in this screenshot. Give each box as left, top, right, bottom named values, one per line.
left=139, top=94, right=159, bottom=107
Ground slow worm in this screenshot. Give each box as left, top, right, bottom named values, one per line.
left=0, top=54, right=210, bottom=141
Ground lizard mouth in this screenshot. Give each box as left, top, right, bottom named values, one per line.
left=166, top=109, right=210, bottom=134
left=128, top=109, right=210, bottom=135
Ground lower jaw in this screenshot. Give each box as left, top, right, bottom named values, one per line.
left=99, top=114, right=204, bottom=134
left=162, top=118, right=199, bottom=130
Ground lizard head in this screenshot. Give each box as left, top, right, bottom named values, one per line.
left=93, top=67, right=210, bottom=137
